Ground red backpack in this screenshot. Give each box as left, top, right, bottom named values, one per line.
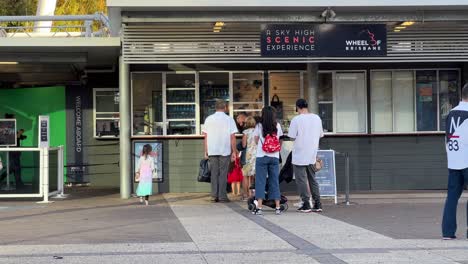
left=262, top=133, right=281, bottom=153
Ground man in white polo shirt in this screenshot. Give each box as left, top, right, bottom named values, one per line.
left=442, top=84, right=468, bottom=240
left=288, top=99, right=324, bottom=213
left=203, top=100, right=238, bottom=203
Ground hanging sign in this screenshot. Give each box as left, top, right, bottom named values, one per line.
left=261, top=24, right=387, bottom=57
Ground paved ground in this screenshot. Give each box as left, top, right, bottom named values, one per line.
left=0, top=187, right=468, bottom=264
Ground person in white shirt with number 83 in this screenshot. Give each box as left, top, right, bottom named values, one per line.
left=442, top=84, right=468, bottom=240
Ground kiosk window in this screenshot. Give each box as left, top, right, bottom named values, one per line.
left=370, top=69, right=460, bottom=133
left=94, top=88, right=120, bottom=138
left=132, top=73, right=164, bottom=136
left=232, top=72, right=264, bottom=118
left=200, top=72, right=230, bottom=131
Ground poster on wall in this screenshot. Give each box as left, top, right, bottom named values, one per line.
left=261, top=24, right=387, bottom=57
left=0, top=119, right=17, bottom=146
left=133, top=140, right=163, bottom=183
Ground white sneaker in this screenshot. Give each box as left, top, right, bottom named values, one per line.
left=294, top=199, right=312, bottom=208
left=293, top=201, right=303, bottom=208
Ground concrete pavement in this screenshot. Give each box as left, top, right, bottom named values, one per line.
left=0, top=188, right=467, bottom=263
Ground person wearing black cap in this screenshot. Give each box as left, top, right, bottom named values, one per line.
left=288, top=99, right=324, bottom=213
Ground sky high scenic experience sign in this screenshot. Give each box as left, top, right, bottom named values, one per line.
left=261, top=24, right=387, bottom=57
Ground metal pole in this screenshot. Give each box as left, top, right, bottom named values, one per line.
left=119, top=56, right=131, bottom=199
left=345, top=152, right=351, bottom=206
left=34, top=0, right=58, bottom=33
left=53, top=145, right=67, bottom=199
left=307, top=63, right=319, bottom=114
left=6, top=146, right=10, bottom=190
left=0, top=15, right=99, bottom=22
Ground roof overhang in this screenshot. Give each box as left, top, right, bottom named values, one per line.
left=107, top=0, right=468, bottom=11
left=0, top=38, right=121, bottom=67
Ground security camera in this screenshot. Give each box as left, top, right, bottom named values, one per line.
left=321, top=7, right=336, bottom=19
left=321, top=9, right=328, bottom=18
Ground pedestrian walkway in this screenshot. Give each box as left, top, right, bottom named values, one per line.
left=0, top=188, right=467, bottom=263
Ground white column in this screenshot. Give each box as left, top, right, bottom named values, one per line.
left=307, top=63, right=319, bottom=114
left=119, top=56, right=131, bottom=199
left=34, top=0, right=58, bottom=33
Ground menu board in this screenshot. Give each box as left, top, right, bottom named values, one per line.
left=315, top=150, right=337, bottom=198
left=281, top=142, right=337, bottom=202
left=0, top=119, right=16, bottom=146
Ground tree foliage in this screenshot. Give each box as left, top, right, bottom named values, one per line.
left=0, top=0, right=107, bottom=30
left=0, top=0, right=37, bottom=16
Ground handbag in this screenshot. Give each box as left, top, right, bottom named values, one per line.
left=198, top=159, right=211, bottom=183
left=270, top=94, right=284, bottom=120
left=312, top=158, right=324, bottom=173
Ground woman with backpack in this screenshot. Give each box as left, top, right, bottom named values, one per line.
left=252, top=106, right=283, bottom=215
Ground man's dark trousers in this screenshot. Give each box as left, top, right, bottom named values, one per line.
left=442, top=168, right=468, bottom=237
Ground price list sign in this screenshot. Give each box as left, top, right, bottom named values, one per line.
left=315, top=150, right=337, bottom=203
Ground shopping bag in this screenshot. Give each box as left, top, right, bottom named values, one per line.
left=198, top=159, right=211, bottom=183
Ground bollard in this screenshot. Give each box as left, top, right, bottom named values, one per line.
left=344, top=152, right=350, bottom=206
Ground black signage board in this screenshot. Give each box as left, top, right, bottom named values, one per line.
left=261, top=24, right=387, bottom=57
left=66, top=84, right=89, bottom=183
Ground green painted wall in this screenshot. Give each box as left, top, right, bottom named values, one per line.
left=0, top=86, right=67, bottom=186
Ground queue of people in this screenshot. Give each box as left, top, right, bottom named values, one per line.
left=202, top=98, right=324, bottom=215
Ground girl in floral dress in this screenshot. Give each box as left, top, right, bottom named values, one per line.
left=242, top=117, right=257, bottom=200
left=136, top=144, right=155, bottom=206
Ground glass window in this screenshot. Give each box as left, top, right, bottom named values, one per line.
left=94, top=88, right=119, bottom=138
left=132, top=73, right=163, bottom=136
left=439, top=70, right=460, bottom=131
left=232, top=72, right=264, bottom=118
left=393, top=71, right=415, bottom=132
left=269, top=72, right=301, bottom=132
left=370, top=69, right=459, bottom=133
left=335, top=72, right=367, bottom=133
left=318, top=72, right=333, bottom=132
left=165, top=73, right=197, bottom=135
left=200, top=72, right=230, bottom=131
left=416, top=70, right=438, bottom=131
left=371, top=71, right=393, bottom=132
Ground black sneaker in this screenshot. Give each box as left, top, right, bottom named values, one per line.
left=312, top=202, right=323, bottom=212
left=298, top=202, right=312, bottom=213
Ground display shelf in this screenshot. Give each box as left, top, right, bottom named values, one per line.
left=166, top=102, right=196, bottom=105
left=166, top=87, right=196, bottom=91
left=233, top=109, right=262, bottom=112
left=167, top=118, right=196, bottom=122
left=232, top=102, right=262, bottom=105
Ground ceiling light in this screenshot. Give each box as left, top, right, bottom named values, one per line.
left=394, top=29, right=401, bottom=32
left=395, top=26, right=406, bottom=30
left=401, top=21, right=415, bottom=26
left=215, top=22, right=225, bottom=27
left=0, top=62, right=18, bottom=64
left=213, top=26, right=223, bottom=30
left=213, top=29, right=221, bottom=33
